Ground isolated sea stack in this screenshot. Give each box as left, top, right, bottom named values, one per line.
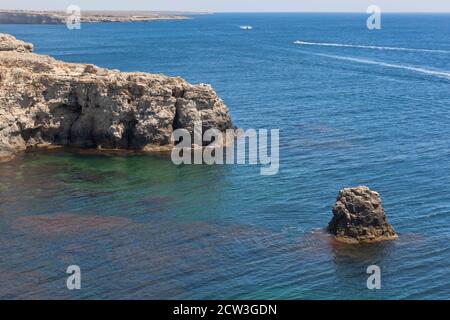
left=328, top=186, right=398, bottom=243
left=0, top=34, right=233, bottom=161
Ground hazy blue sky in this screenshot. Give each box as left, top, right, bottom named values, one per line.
left=1, top=0, right=450, bottom=12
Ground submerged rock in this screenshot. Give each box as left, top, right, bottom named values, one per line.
left=328, top=186, right=398, bottom=243
left=0, top=34, right=233, bottom=161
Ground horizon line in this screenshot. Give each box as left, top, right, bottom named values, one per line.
left=1, top=9, right=450, bottom=14
left=214, top=11, right=450, bottom=13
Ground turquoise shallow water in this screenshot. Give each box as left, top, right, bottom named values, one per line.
left=0, top=13, right=449, bottom=299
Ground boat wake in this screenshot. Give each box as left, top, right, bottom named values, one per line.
left=313, top=52, right=450, bottom=80
left=294, top=40, right=450, bottom=54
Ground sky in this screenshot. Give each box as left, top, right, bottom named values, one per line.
left=1, top=0, right=449, bottom=13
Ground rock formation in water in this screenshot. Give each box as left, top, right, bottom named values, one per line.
left=0, top=33, right=34, bottom=52
left=0, top=10, right=187, bottom=24
left=0, top=34, right=233, bottom=161
left=328, top=186, right=398, bottom=243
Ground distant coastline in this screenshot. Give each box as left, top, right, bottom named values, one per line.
left=0, top=9, right=202, bottom=24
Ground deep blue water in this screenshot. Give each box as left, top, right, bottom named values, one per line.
left=0, top=13, right=449, bottom=299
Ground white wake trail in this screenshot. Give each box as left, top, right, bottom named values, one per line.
left=294, top=40, right=450, bottom=54
left=314, top=53, right=450, bottom=80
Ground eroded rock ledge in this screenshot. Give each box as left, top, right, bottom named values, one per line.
left=328, top=186, right=398, bottom=243
left=0, top=10, right=188, bottom=24
left=0, top=34, right=233, bottom=161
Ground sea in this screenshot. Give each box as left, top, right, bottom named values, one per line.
left=0, top=13, right=449, bottom=299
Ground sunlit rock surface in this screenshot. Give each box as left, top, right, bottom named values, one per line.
left=328, top=186, right=398, bottom=243
left=0, top=34, right=233, bottom=161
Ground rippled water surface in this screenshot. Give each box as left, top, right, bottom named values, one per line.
left=0, top=13, right=449, bottom=299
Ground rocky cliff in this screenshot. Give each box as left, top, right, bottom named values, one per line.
left=0, top=34, right=233, bottom=161
left=0, top=10, right=187, bottom=24
left=328, top=186, right=398, bottom=243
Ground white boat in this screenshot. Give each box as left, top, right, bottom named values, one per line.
left=239, top=25, right=253, bottom=30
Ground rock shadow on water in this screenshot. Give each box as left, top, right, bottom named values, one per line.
left=294, top=228, right=428, bottom=296
left=294, top=228, right=399, bottom=259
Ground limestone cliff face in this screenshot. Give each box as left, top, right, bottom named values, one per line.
left=0, top=10, right=187, bottom=24
left=0, top=11, right=64, bottom=24
left=0, top=34, right=233, bottom=161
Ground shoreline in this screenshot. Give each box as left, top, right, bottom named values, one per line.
left=0, top=9, right=193, bottom=24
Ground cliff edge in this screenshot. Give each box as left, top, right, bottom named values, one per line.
left=0, top=34, right=233, bottom=161
left=0, top=10, right=187, bottom=24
